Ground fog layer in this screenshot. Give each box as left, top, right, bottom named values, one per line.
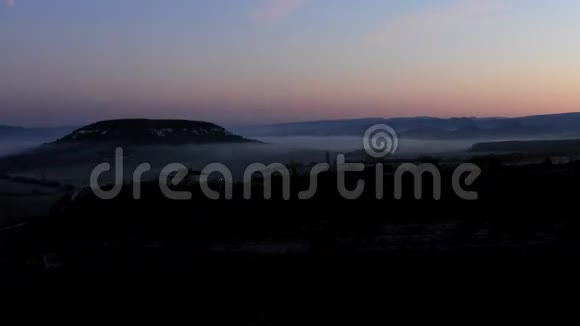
left=0, top=140, right=45, bottom=157
left=256, top=136, right=476, bottom=155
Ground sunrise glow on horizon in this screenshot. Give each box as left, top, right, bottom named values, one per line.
left=1, top=0, right=580, bottom=126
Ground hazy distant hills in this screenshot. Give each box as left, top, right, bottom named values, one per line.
left=5, top=112, right=580, bottom=143
left=236, top=112, right=580, bottom=140
left=0, top=125, right=75, bottom=157
left=55, top=119, right=254, bottom=145
left=0, top=125, right=74, bottom=141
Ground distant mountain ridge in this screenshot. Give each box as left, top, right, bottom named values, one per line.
left=0, top=125, right=74, bottom=141
left=55, top=119, right=254, bottom=145
left=235, top=112, right=580, bottom=140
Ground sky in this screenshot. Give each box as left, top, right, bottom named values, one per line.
left=1, top=0, right=580, bottom=126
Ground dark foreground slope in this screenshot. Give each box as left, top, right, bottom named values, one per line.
left=3, top=159, right=580, bottom=268
left=1, top=159, right=578, bottom=322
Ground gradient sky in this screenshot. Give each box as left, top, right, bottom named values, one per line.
left=1, top=0, right=580, bottom=126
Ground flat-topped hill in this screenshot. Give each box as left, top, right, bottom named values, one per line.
left=55, top=119, right=254, bottom=145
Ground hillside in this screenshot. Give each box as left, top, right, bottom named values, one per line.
left=0, top=119, right=259, bottom=175
left=235, top=112, right=580, bottom=140
left=55, top=119, right=254, bottom=145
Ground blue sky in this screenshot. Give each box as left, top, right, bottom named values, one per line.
left=1, top=0, right=580, bottom=126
